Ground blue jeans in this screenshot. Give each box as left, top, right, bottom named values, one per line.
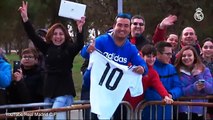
left=43, top=95, right=74, bottom=120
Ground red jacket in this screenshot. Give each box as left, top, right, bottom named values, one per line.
left=124, top=65, right=169, bottom=109
left=152, top=24, right=167, bottom=44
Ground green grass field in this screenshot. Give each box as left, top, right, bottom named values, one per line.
left=6, top=53, right=84, bottom=100
left=72, top=54, right=84, bottom=99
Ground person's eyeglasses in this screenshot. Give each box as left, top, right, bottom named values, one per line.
left=203, top=45, right=213, bottom=49
left=22, top=56, right=35, bottom=59
left=162, top=52, right=172, bottom=56
left=132, top=22, right=144, bottom=26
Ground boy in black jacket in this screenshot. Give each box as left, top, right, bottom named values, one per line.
left=7, top=48, right=44, bottom=119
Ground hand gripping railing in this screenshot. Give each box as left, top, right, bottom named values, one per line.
left=135, top=95, right=213, bottom=120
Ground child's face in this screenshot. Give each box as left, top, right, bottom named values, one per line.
left=143, top=54, right=156, bottom=66
left=202, top=41, right=213, bottom=58
left=21, top=53, right=38, bottom=68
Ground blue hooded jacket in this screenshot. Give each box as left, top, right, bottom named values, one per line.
left=143, top=59, right=183, bottom=120
left=0, top=56, right=12, bottom=88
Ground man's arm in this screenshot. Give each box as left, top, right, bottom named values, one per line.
left=152, top=15, right=177, bottom=44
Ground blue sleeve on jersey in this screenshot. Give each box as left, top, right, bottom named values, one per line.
left=81, top=45, right=90, bottom=59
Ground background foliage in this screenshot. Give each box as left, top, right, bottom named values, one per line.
left=1, top=0, right=213, bottom=99
left=0, top=0, right=212, bottom=53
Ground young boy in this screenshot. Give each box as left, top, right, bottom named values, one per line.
left=7, top=48, right=44, bottom=104
left=124, top=44, right=173, bottom=109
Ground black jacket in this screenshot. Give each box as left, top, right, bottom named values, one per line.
left=131, top=34, right=152, bottom=51
left=23, top=21, right=84, bottom=98
left=7, top=65, right=44, bottom=104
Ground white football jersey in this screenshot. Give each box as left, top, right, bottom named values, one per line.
left=89, top=50, right=143, bottom=119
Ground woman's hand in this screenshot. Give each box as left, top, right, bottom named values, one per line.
left=196, top=83, right=205, bottom=91
left=13, top=69, right=23, bottom=82
left=76, top=16, right=86, bottom=33
left=18, top=1, right=28, bottom=22
left=191, top=68, right=202, bottom=76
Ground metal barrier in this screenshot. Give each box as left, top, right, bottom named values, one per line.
left=112, top=101, right=134, bottom=119
left=0, top=100, right=132, bottom=120
left=0, top=104, right=90, bottom=119
left=1, top=96, right=213, bottom=119
left=0, top=102, right=52, bottom=120
left=135, top=95, right=213, bottom=120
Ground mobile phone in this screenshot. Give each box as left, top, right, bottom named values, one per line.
left=197, top=79, right=205, bottom=84
left=13, top=61, right=21, bottom=73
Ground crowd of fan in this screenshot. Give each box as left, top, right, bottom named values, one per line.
left=0, top=1, right=212, bottom=120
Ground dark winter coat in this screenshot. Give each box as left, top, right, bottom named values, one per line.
left=23, top=21, right=84, bottom=98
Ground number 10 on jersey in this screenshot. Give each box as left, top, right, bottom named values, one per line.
left=99, top=63, right=124, bottom=90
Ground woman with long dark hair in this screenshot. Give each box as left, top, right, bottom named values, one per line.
left=201, top=37, right=213, bottom=119
left=175, top=46, right=213, bottom=120
left=19, top=1, right=85, bottom=119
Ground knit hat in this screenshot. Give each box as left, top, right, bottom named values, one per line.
left=36, top=28, right=47, bottom=37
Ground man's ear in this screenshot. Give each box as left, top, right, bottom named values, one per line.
left=143, top=26, right=145, bottom=32
left=180, top=35, right=183, bottom=42
left=113, top=23, right=116, bottom=28
left=195, top=34, right=198, bottom=41
left=35, top=58, right=39, bottom=64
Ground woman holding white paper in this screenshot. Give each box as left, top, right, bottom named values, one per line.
left=18, top=1, right=85, bottom=119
